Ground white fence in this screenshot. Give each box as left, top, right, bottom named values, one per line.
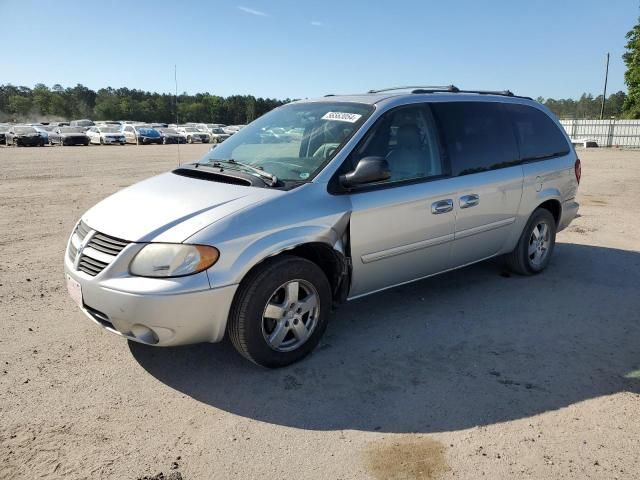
left=559, top=119, right=640, bottom=148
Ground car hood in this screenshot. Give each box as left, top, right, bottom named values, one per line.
left=82, top=170, right=282, bottom=243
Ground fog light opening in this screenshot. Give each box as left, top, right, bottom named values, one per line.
left=130, top=324, right=159, bottom=345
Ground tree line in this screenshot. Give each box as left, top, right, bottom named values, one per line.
left=0, top=83, right=633, bottom=124
left=537, top=91, right=627, bottom=120
left=0, top=83, right=289, bottom=125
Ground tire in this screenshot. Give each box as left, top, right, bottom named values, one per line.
left=162, top=137, right=167, bottom=145
left=100, top=137, right=104, bottom=145
left=13, top=138, right=18, bottom=147
left=228, top=255, right=332, bottom=368
left=187, top=136, right=192, bottom=144
left=504, top=208, right=556, bottom=275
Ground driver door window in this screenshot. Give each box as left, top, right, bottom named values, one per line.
left=349, top=104, right=446, bottom=184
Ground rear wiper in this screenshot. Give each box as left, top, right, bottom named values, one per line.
left=208, top=159, right=278, bottom=187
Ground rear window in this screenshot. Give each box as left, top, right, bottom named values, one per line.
left=431, top=102, right=519, bottom=176
left=506, top=104, right=570, bottom=161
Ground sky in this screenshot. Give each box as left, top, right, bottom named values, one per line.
left=0, top=0, right=636, bottom=100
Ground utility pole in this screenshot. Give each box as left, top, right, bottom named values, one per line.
left=599, top=53, right=610, bottom=120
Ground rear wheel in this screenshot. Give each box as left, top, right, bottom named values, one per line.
left=228, top=255, right=332, bottom=368
left=504, top=208, right=556, bottom=275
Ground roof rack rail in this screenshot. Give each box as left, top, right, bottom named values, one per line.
left=411, top=88, right=526, bottom=98
left=367, top=85, right=459, bottom=94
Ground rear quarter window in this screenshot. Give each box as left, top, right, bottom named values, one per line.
left=431, top=102, right=519, bottom=176
left=505, top=104, right=570, bottom=161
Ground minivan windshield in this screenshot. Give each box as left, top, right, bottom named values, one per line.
left=198, top=102, right=373, bottom=182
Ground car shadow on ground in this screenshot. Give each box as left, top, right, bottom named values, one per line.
left=130, top=243, right=640, bottom=433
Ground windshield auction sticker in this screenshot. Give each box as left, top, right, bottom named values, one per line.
left=321, top=112, right=363, bottom=123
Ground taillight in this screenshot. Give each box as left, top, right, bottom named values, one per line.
left=574, top=158, right=581, bottom=184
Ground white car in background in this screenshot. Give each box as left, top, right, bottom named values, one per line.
left=86, top=125, right=126, bottom=145
left=223, top=124, right=245, bottom=135
left=176, top=126, right=210, bottom=144
left=208, top=126, right=231, bottom=143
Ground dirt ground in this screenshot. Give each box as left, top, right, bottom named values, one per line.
left=1, top=144, right=639, bottom=480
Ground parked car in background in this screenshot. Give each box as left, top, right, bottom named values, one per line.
left=86, top=126, right=126, bottom=145
left=32, top=125, right=53, bottom=144
left=157, top=128, right=187, bottom=144
left=6, top=125, right=46, bottom=147
left=176, top=126, right=210, bottom=144
left=70, top=119, right=95, bottom=130
left=0, top=124, right=11, bottom=145
left=208, top=126, right=230, bottom=143
left=122, top=125, right=162, bottom=145
left=49, top=126, right=90, bottom=146
left=222, top=124, right=245, bottom=135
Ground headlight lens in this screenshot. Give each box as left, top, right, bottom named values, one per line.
left=129, top=244, right=219, bottom=278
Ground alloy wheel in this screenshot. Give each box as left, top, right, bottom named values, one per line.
left=528, top=221, right=550, bottom=267
left=261, top=279, right=320, bottom=352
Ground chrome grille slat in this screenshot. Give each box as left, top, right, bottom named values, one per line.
left=78, top=263, right=102, bottom=276
left=68, top=243, right=78, bottom=261
left=76, top=221, right=91, bottom=240
left=87, top=238, right=122, bottom=255
left=91, top=232, right=128, bottom=248
left=80, top=256, right=108, bottom=269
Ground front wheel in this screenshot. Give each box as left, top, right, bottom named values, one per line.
left=504, top=208, right=556, bottom=275
left=228, top=255, right=332, bottom=368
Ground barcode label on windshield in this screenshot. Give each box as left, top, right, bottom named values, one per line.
left=321, top=112, right=362, bottom=123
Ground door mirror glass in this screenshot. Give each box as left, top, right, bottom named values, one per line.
left=339, top=156, right=391, bottom=188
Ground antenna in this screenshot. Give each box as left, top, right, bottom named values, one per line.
left=175, top=64, right=181, bottom=166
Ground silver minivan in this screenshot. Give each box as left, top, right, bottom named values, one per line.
left=64, top=86, right=581, bottom=367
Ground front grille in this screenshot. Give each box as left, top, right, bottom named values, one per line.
left=78, top=256, right=109, bottom=276
left=68, top=221, right=131, bottom=277
left=87, top=232, right=129, bottom=256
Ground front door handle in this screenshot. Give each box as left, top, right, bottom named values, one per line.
left=459, top=194, right=480, bottom=209
left=431, top=199, right=453, bottom=214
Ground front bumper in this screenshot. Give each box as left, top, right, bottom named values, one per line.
left=163, top=136, right=187, bottom=144
left=103, top=136, right=125, bottom=144
left=64, top=238, right=238, bottom=346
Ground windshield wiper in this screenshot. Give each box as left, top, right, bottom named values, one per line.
left=207, top=159, right=278, bottom=187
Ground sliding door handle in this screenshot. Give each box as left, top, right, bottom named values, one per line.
left=431, top=199, right=453, bottom=214
left=459, top=194, right=480, bottom=209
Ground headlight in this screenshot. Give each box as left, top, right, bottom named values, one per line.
left=129, top=243, right=219, bottom=278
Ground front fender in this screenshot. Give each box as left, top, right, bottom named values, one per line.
left=205, top=223, right=347, bottom=288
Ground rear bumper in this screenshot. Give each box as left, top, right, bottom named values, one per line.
left=17, top=137, right=43, bottom=146
left=62, top=137, right=89, bottom=145
left=64, top=250, right=238, bottom=346
left=558, top=199, right=579, bottom=231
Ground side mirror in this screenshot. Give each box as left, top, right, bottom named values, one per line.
left=339, top=156, right=391, bottom=188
